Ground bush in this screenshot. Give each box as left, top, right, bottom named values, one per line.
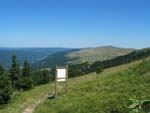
left=96, top=66, right=103, bottom=75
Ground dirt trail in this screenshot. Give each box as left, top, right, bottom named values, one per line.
left=22, top=84, right=63, bottom=113
left=22, top=95, right=47, bottom=113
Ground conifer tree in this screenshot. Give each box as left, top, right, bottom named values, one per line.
left=16, top=60, right=33, bottom=90
left=0, top=64, right=13, bottom=104
left=10, top=54, right=20, bottom=90
left=0, top=64, right=5, bottom=74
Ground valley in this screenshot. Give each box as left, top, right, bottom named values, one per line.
left=0, top=47, right=70, bottom=68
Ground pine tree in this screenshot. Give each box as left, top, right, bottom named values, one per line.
left=16, top=60, right=33, bottom=90
left=0, top=64, right=13, bottom=105
left=41, top=70, right=50, bottom=84
left=10, top=54, right=20, bottom=90
left=0, top=64, right=5, bottom=74
left=22, top=60, right=31, bottom=77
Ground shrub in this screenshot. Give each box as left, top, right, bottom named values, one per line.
left=96, top=66, right=103, bottom=75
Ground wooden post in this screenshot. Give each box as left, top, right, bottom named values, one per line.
left=65, top=65, right=68, bottom=93
left=55, top=65, right=57, bottom=97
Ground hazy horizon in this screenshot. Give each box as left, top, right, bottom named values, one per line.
left=0, top=45, right=149, bottom=49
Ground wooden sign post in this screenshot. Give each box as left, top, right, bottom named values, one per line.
left=55, top=65, right=68, bottom=98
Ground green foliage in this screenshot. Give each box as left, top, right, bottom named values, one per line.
left=128, top=98, right=150, bottom=113
left=22, top=60, right=31, bottom=77
left=0, top=65, right=5, bottom=74
left=69, top=62, right=90, bottom=78
left=10, top=54, right=20, bottom=90
left=16, top=60, right=33, bottom=90
left=34, top=59, right=150, bottom=113
left=0, top=83, right=51, bottom=113
left=32, top=69, right=51, bottom=86
left=16, top=75, right=33, bottom=91
left=0, top=65, right=13, bottom=105
left=96, top=66, right=103, bottom=74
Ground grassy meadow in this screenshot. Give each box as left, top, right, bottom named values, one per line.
left=0, top=59, right=149, bottom=113
left=0, top=83, right=52, bottom=113
left=34, top=59, right=150, bottom=113
left=68, top=46, right=134, bottom=64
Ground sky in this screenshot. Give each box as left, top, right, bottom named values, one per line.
left=0, top=0, right=150, bottom=49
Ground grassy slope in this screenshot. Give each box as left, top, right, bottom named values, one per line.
left=34, top=59, right=150, bottom=113
left=67, top=46, right=134, bottom=64
left=0, top=83, right=52, bottom=113
left=0, top=59, right=149, bottom=113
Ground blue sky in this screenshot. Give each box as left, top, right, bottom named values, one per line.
left=0, top=0, right=150, bottom=49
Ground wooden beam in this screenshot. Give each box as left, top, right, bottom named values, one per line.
left=55, top=65, right=57, bottom=97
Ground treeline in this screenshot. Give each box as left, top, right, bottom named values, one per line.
left=69, top=48, right=150, bottom=77
left=32, top=69, right=51, bottom=86
left=90, top=48, right=150, bottom=71
left=34, top=47, right=150, bottom=79
left=0, top=55, right=51, bottom=105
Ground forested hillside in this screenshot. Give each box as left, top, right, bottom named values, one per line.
left=0, top=48, right=70, bottom=68
left=32, top=46, right=134, bottom=70
left=0, top=55, right=52, bottom=107
left=69, top=47, right=150, bottom=77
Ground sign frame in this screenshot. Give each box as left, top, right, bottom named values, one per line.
left=55, top=65, right=68, bottom=97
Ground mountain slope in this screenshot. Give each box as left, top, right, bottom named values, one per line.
left=31, top=49, right=80, bottom=70
left=0, top=83, right=51, bottom=113
left=0, top=48, right=70, bottom=68
left=32, top=46, right=135, bottom=70
left=68, top=46, right=135, bottom=64
left=34, top=58, right=150, bottom=113
left=0, top=57, right=149, bottom=113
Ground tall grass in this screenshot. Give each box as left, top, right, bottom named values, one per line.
left=34, top=59, right=150, bottom=113
left=0, top=83, right=52, bottom=113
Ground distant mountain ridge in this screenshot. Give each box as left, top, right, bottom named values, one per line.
left=31, top=46, right=135, bottom=70
left=0, top=47, right=71, bottom=68
left=67, top=46, right=135, bottom=64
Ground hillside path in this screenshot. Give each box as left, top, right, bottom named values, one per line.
left=22, top=95, right=47, bottom=113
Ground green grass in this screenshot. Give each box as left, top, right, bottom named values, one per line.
left=0, top=59, right=149, bottom=113
left=34, top=59, right=150, bottom=113
left=0, top=83, right=52, bottom=113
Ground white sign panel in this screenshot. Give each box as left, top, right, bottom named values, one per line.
left=57, top=79, right=66, bottom=82
left=57, top=69, right=67, bottom=82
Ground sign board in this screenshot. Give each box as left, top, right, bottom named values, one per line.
left=55, top=65, right=68, bottom=97
left=57, top=69, right=67, bottom=82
